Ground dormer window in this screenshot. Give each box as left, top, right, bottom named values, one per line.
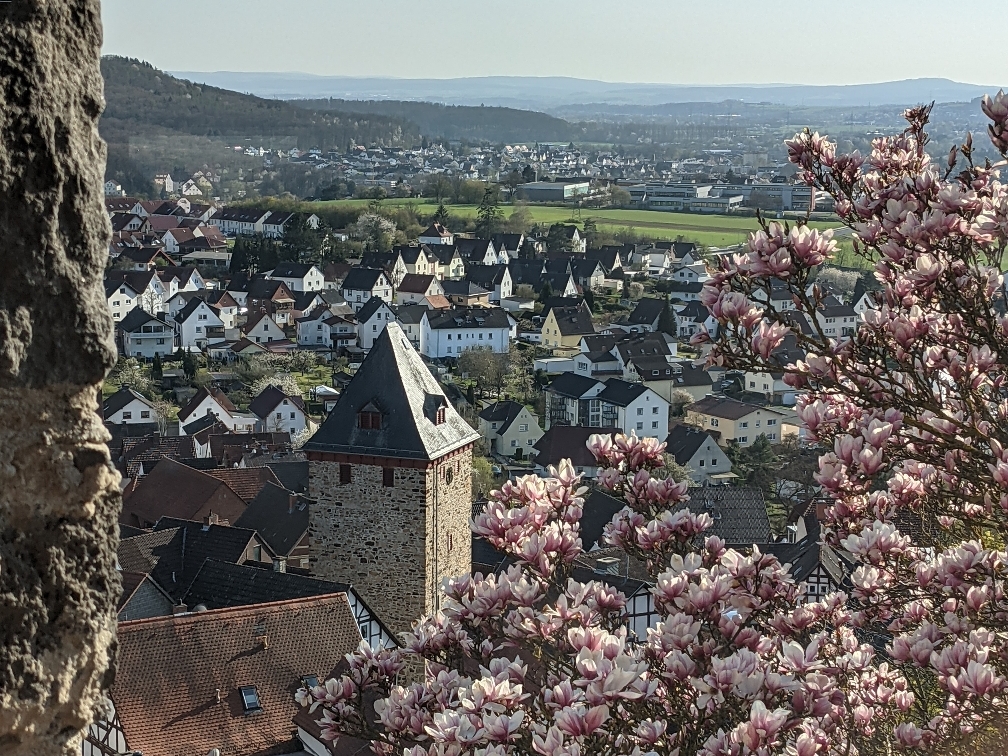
left=358, top=402, right=382, bottom=430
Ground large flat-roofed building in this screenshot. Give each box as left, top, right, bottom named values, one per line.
left=519, top=180, right=591, bottom=202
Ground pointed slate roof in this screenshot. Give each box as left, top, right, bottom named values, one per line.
left=305, top=323, right=479, bottom=461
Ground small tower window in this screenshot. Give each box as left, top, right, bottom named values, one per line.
left=339, top=464, right=352, bottom=484
left=382, top=467, right=394, bottom=487
left=358, top=402, right=382, bottom=430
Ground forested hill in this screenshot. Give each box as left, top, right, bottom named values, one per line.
left=294, top=98, right=577, bottom=144
left=101, top=57, right=419, bottom=149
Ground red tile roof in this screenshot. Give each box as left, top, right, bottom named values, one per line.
left=110, top=595, right=364, bottom=756
left=205, top=466, right=282, bottom=503
left=120, top=458, right=246, bottom=529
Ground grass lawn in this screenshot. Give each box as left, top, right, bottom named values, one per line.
left=292, top=365, right=334, bottom=398
left=312, top=198, right=842, bottom=248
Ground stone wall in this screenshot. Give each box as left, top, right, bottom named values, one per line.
left=309, top=447, right=473, bottom=637
left=0, top=2, right=121, bottom=754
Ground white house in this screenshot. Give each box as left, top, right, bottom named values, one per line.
left=664, top=425, right=733, bottom=485
left=465, top=264, right=512, bottom=304
left=544, top=372, right=669, bottom=440
left=106, top=271, right=169, bottom=319
left=421, top=307, right=513, bottom=360
left=103, top=387, right=159, bottom=426
left=249, top=385, right=308, bottom=434
left=357, top=297, right=397, bottom=350
left=174, top=298, right=224, bottom=352
left=242, top=312, right=286, bottom=345
left=118, top=308, right=176, bottom=359
left=267, top=263, right=325, bottom=293
left=341, top=268, right=393, bottom=312
left=178, top=386, right=243, bottom=432
left=106, top=280, right=139, bottom=323
left=418, top=222, right=454, bottom=245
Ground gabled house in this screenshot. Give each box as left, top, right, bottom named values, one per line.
left=246, top=278, right=296, bottom=326
left=815, top=295, right=858, bottom=338
left=156, top=265, right=205, bottom=297
left=665, top=425, right=733, bottom=485
left=585, top=246, right=624, bottom=276
left=465, top=264, right=512, bottom=304
left=106, top=270, right=169, bottom=318
left=362, top=250, right=408, bottom=288
left=267, top=262, right=325, bottom=292
left=208, top=207, right=271, bottom=236
left=685, top=396, right=790, bottom=448
left=103, top=387, right=160, bottom=427
left=178, top=386, right=242, bottom=431
left=396, top=244, right=436, bottom=276
left=395, top=273, right=444, bottom=305
left=627, top=297, right=667, bottom=333
left=119, top=459, right=248, bottom=529
left=456, top=238, right=499, bottom=266
left=357, top=296, right=397, bottom=350
left=491, top=232, right=524, bottom=260
left=421, top=306, right=514, bottom=359
left=429, top=244, right=467, bottom=280
left=249, top=385, right=308, bottom=435
left=87, top=593, right=366, bottom=756
left=341, top=267, right=393, bottom=312
left=174, top=298, right=224, bottom=352
left=478, top=401, right=543, bottom=458
left=541, top=300, right=595, bottom=356
left=241, top=312, right=286, bottom=346
left=533, top=425, right=616, bottom=480
left=418, top=221, right=454, bottom=245
left=118, top=307, right=176, bottom=358
left=570, top=258, right=606, bottom=292
left=676, top=301, right=719, bottom=340
left=441, top=279, right=491, bottom=307
left=545, top=372, right=669, bottom=438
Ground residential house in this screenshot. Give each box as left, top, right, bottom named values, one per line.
left=362, top=251, right=408, bottom=288
left=465, top=264, right=512, bottom=304
left=627, top=297, right=667, bottom=333
left=267, top=262, right=325, bottom=292
left=667, top=280, right=704, bottom=302
left=396, top=244, right=436, bottom=276
left=117, top=307, right=176, bottom=358
left=570, top=258, right=606, bottom=292
left=249, top=385, right=308, bottom=435
left=178, top=386, right=240, bottom=431
left=585, top=246, right=624, bottom=276
left=545, top=372, right=669, bottom=438
left=174, top=298, right=224, bottom=352
left=533, top=425, right=617, bottom=480
left=418, top=221, right=454, bottom=245
left=204, top=289, right=240, bottom=330
left=815, top=295, right=858, bottom=337
left=357, top=296, right=397, bottom=350
left=395, top=273, right=444, bottom=305
left=676, top=301, right=719, bottom=340
left=322, top=261, right=353, bottom=290
left=429, top=245, right=467, bottom=280
left=395, top=303, right=427, bottom=351
left=208, top=207, right=271, bottom=236
left=685, top=396, right=790, bottom=448
left=541, top=301, right=596, bottom=356
left=491, top=232, right=525, bottom=259
left=341, top=267, right=393, bottom=312
left=441, top=279, right=491, bottom=307
left=638, top=360, right=714, bottom=403
left=242, top=312, right=286, bottom=346
left=86, top=594, right=369, bottom=756
left=246, top=278, right=296, bottom=326
left=421, top=307, right=513, bottom=359
left=664, top=425, right=733, bottom=485
left=478, top=400, right=543, bottom=458
left=103, top=388, right=160, bottom=427
left=106, top=270, right=169, bottom=318
left=156, top=265, right=205, bottom=297
left=851, top=278, right=875, bottom=317
left=744, top=339, right=806, bottom=405
left=118, top=459, right=249, bottom=529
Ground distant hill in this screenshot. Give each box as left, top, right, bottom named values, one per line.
left=101, top=57, right=418, bottom=150
left=294, top=98, right=575, bottom=143
left=169, top=72, right=1002, bottom=110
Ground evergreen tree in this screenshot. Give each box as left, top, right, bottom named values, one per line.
left=475, top=186, right=502, bottom=238
left=151, top=353, right=163, bottom=383
left=539, top=280, right=553, bottom=301
left=657, top=299, right=677, bottom=336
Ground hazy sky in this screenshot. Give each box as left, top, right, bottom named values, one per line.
left=102, top=0, right=1005, bottom=85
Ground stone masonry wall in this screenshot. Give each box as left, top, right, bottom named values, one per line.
left=309, top=447, right=473, bottom=638
left=0, top=2, right=122, bottom=754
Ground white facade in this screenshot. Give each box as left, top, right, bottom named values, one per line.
left=106, top=396, right=159, bottom=425
left=123, top=319, right=175, bottom=359
left=420, top=317, right=512, bottom=359
left=358, top=301, right=397, bottom=350
left=619, top=388, right=669, bottom=440
left=244, top=314, right=286, bottom=345
left=107, top=284, right=138, bottom=322
left=268, top=265, right=325, bottom=293
left=177, top=301, right=224, bottom=352
left=256, top=396, right=308, bottom=434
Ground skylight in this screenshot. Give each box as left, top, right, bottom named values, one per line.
left=240, top=685, right=262, bottom=713
left=301, top=675, right=319, bottom=690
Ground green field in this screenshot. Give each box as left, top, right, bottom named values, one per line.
left=311, top=198, right=841, bottom=248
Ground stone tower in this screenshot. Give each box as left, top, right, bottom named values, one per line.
left=306, top=323, right=478, bottom=636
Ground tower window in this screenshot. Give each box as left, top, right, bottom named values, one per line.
left=358, top=410, right=382, bottom=429
left=339, top=464, right=352, bottom=484
left=382, top=467, right=394, bottom=487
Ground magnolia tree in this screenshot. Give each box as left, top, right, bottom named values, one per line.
left=297, top=95, right=1008, bottom=755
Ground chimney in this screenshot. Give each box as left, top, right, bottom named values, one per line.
left=204, top=512, right=219, bottom=527
left=815, top=502, right=830, bottom=522
left=594, top=556, right=620, bottom=575
left=173, top=603, right=188, bottom=615
left=215, top=688, right=222, bottom=704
